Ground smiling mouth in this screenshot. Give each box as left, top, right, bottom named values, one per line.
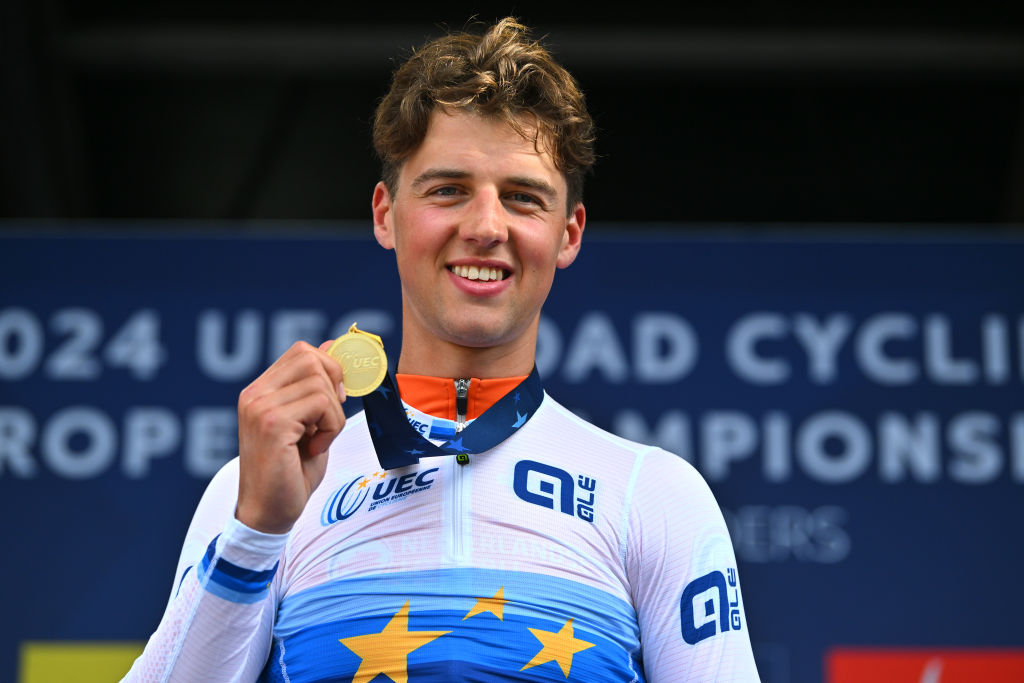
left=449, top=265, right=509, bottom=282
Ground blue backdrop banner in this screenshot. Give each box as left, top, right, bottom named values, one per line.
left=1, top=226, right=1022, bottom=683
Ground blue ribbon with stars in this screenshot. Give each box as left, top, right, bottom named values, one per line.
left=361, top=367, right=545, bottom=470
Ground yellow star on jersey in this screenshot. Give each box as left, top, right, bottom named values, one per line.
left=339, top=601, right=450, bottom=683
left=520, top=617, right=596, bottom=678
left=462, top=587, right=507, bottom=621
left=357, top=477, right=370, bottom=489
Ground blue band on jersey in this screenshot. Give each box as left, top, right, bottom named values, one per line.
left=262, top=568, right=645, bottom=682
left=197, top=536, right=278, bottom=605
left=363, top=367, right=545, bottom=469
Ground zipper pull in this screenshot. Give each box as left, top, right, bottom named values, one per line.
left=454, top=378, right=470, bottom=432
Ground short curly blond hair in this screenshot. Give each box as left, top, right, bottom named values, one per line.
left=372, top=17, right=596, bottom=214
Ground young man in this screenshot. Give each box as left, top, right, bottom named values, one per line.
left=125, top=18, right=760, bottom=682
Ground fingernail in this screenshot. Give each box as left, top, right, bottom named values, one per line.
left=337, top=382, right=347, bottom=402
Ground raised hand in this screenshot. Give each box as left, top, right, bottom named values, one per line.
left=235, top=340, right=346, bottom=534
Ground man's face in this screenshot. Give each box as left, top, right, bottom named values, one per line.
left=373, top=109, right=584, bottom=367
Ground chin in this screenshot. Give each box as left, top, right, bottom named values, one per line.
left=441, top=319, right=518, bottom=349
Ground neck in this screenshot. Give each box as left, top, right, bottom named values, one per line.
left=395, top=327, right=538, bottom=379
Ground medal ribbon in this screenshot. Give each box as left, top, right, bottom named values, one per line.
left=361, top=367, right=544, bottom=470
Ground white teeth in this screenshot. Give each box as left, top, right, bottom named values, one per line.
left=453, top=265, right=506, bottom=281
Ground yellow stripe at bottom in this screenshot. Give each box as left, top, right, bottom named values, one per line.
left=19, top=641, right=145, bottom=683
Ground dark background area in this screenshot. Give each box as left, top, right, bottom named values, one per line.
left=3, top=1, right=1024, bottom=229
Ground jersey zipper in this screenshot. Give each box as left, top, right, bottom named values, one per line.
left=454, top=378, right=470, bottom=432
left=448, top=378, right=471, bottom=562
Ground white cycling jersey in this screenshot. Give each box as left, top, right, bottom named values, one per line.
left=125, top=379, right=759, bottom=682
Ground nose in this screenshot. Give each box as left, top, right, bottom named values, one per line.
left=459, top=191, right=508, bottom=248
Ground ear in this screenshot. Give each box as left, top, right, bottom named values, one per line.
left=372, top=181, right=396, bottom=250
left=556, top=202, right=585, bottom=269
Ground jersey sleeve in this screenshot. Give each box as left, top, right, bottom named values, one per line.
left=121, top=458, right=289, bottom=683
left=625, top=448, right=761, bottom=682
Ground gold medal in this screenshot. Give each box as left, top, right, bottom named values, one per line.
left=326, top=323, right=388, bottom=397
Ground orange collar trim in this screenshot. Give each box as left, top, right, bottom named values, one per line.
left=395, top=374, right=530, bottom=421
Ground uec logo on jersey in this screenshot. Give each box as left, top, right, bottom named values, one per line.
left=680, top=568, right=743, bottom=645
left=321, top=468, right=438, bottom=525
left=513, top=459, right=597, bottom=522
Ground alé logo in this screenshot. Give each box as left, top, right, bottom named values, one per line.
left=680, top=568, right=743, bottom=645
left=321, top=468, right=438, bottom=525
left=513, top=459, right=597, bottom=522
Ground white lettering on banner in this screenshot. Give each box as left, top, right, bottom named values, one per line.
left=727, top=312, right=856, bottom=384
left=539, top=311, right=698, bottom=383
left=44, top=308, right=103, bottom=380
left=614, top=409, right=1024, bottom=484
left=983, top=315, right=1010, bottom=383
left=123, top=408, right=182, bottom=478
left=727, top=313, right=790, bottom=384
left=701, top=412, right=758, bottom=481
left=0, top=308, right=166, bottom=381
left=1015, top=417, right=1024, bottom=481
left=196, top=308, right=397, bottom=381
left=722, top=505, right=851, bottom=563
left=560, top=312, right=629, bottom=383
left=0, top=406, right=237, bottom=479
left=763, top=412, right=790, bottom=482
left=724, top=312, right=1022, bottom=386
left=948, top=412, right=1003, bottom=483
left=102, top=309, right=165, bottom=379
left=793, top=314, right=853, bottom=384
left=41, top=407, right=117, bottom=478
left=0, top=407, right=37, bottom=477
left=196, top=309, right=263, bottom=381
left=633, top=313, right=699, bottom=383
left=797, top=413, right=872, bottom=483
left=925, top=315, right=978, bottom=384
left=185, top=408, right=237, bottom=477
left=856, top=313, right=918, bottom=384
left=878, top=413, right=941, bottom=483
left=0, top=308, right=44, bottom=380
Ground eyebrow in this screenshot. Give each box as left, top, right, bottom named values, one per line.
left=410, top=168, right=559, bottom=202
left=410, top=168, right=470, bottom=190
left=507, top=175, right=559, bottom=202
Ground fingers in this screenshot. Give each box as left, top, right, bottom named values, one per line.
left=248, top=384, right=345, bottom=445
left=245, top=341, right=345, bottom=404
left=245, top=373, right=343, bottom=427
left=235, top=340, right=349, bottom=533
left=241, top=343, right=348, bottom=448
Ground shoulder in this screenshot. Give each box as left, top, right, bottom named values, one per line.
left=535, top=393, right=700, bottom=479
left=535, top=393, right=656, bottom=454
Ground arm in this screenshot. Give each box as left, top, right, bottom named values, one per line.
left=122, top=461, right=288, bottom=682
left=626, top=448, right=761, bottom=682
left=123, top=341, right=347, bottom=682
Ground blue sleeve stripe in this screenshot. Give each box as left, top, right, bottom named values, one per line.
left=197, top=535, right=278, bottom=603
left=199, top=568, right=273, bottom=604
left=201, top=537, right=279, bottom=584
